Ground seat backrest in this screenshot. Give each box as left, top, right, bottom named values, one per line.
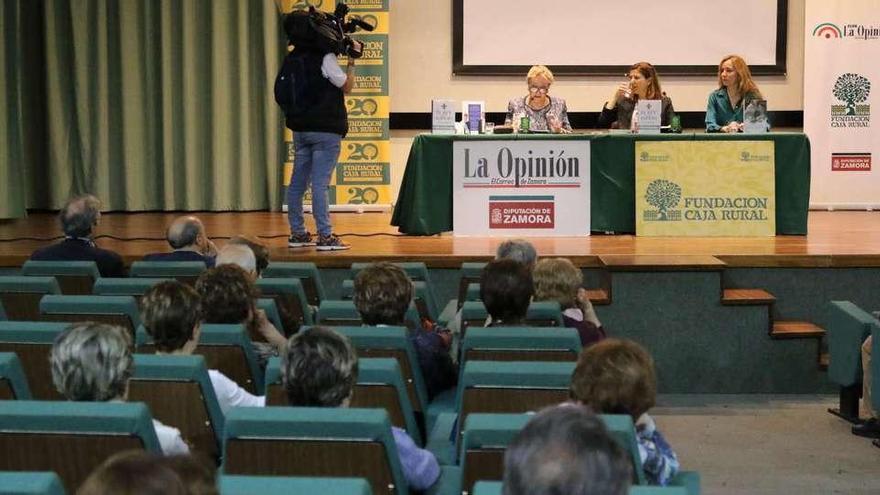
left=330, top=326, right=428, bottom=413
left=472, top=481, right=502, bottom=495
left=255, top=298, right=285, bottom=339
left=601, top=414, right=648, bottom=485
left=129, top=354, right=224, bottom=462
left=317, top=300, right=365, bottom=326
left=264, top=356, right=421, bottom=445
left=826, top=300, right=880, bottom=387
left=222, top=406, right=407, bottom=495
left=0, top=472, right=66, bottom=495
left=460, top=301, right=564, bottom=334
left=136, top=324, right=262, bottom=394
left=92, top=277, right=170, bottom=300
left=460, top=413, right=530, bottom=494
left=629, top=487, right=689, bottom=495
left=256, top=278, right=313, bottom=330
left=0, top=352, right=32, bottom=400
left=456, top=361, right=574, bottom=448
left=39, top=295, right=142, bottom=337
left=128, top=261, right=207, bottom=286
left=219, top=475, right=373, bottom=495
left=0, top=276, right=62, bottom=321
left=457, top=262, right=487, bottom=310
left=262, top=262, right=325, bottom=306
left=0, top=322, right=70, bottom=400
left=0, top=401, right=161, bottom=493
left=21, top=261, right=100, bottom=295
left=461, top=327, right=581, bottom=364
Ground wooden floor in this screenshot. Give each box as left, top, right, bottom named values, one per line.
left=2, top=210, right=880, bottom=268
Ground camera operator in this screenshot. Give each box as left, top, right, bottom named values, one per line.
left=284, top=28, right=362, bottom=252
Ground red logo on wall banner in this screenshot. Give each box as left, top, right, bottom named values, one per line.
left=832, top=153, right=872, bottom=171
left=489, top=201, right=555, bottom=229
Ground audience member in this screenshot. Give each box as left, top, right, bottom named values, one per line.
left=141, top=280, right=265, bottom=414
left=852, top=333, right=879, bottom=439
left=30, top=194, right=125, bottom=277
left=194, top=265, right=287, bottom=362
left=78, top=450, right=186, bottom=495
left=215, top=244, right=257, bottom=278
left=156, top=454, right=219, bottom=495
left=50, top=322, right=189, bottom=455
left=353, top=262, right=457, bottom=399
left=569, top=339, right=679, bottom=485
left=480, top=258, right=534, bottom=326
left=503, top=404, right=631, bottom=495
left=281, top=326, right=440, bottom=491
left=227, top=235, right=270, bottom=277
left=532, top=258, right=606, bottom=347
left=496, top=239, right=538, bottom=269
left=143, top=216, right=217, bottom=267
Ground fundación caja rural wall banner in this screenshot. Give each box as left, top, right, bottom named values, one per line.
left=282, top=0, right=391, bottom=210
left=804, top=0, right=880, bottom=209
left=635, top=141, right=776, bottom=237
left=452, top=140, right=591, bottom=236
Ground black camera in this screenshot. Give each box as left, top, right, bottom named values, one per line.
left=282, top=2, right=374, bottom=58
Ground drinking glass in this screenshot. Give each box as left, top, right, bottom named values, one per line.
left=485, top=122, right=495, bottom=134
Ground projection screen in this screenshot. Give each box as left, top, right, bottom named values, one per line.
left=453, top=0, right=788, bottom=76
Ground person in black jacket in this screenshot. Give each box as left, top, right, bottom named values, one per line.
left=30, top=194, right=125, bottom=277
left=284, top=42, right=358, bottom=251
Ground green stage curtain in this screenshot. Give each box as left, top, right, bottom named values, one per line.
left=0, top=0, right=287, bottom=219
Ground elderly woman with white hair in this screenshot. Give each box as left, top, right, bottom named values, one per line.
left=50, top=322, right=190, bottom=455
left=505, top=65, right=572, bottom=133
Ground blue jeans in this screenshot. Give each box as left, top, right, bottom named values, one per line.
left=287, top=131, right=341, bottom=238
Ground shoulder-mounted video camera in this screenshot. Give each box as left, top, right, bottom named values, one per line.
left=283, top=2, right=374, bottom=58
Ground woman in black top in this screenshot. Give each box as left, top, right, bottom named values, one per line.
left=598, top=61, right=675, bottom=130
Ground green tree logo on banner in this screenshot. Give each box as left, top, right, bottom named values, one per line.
left=833, top=73, right=871, bottom=116
left=645, top=179, right=681, bottom=221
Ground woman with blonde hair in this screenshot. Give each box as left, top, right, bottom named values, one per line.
left=599, top=61, right=675, bottom=130
left=506, top=65, right=572, bottom=133
left=532, top=258, right=605, bottom=347
left=705, top=55, right=764, bottom=133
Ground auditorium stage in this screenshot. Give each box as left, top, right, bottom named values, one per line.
left=1, top=210, right=880, bottom=269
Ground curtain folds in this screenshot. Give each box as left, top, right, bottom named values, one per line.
left=0, top=0, right=287, bottom=219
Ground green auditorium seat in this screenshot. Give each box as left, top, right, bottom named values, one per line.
left=0, top=352, right=32, bottom=400
left=455, top=361, right=574, bottom=449
left=317, top=300, right=420, bottom=327
left=255, top=298, right=285, bottom=338
left=137, top=324, right=263, bottom=395
left=219, top=475, right=373, bottom=495
left=262, top=262, right=325, bottom=306
left=256, top=278, right=313, bottom=334
left=459, top=301, right=564, bottom=334
left=264, top=356, right=422, bottom=445
left=130, top=354, right=225, bottom=462
left=825, top=300, right=880, bottom=423
left=128, top=261, right=207, bottom=286
left=329, top=326, right=429, bottom=415
left=465, top=282, right=481, bottom=302
left=340, top=279, right=439, bottom=322
left=0, top=276, right=61, bottom=321
left=39, top=295, right=142, bottom=336
left=0, top=322, right=70, bottom=400
left=0, top=472, right=66, bottom=495
left=92, top=277, right=170, bottom=301
left=457, top=263, right=487, bottom=310
left=222, top=407, right=411, bottom=495
left=630, top=487, right=690, bottom=495
left=472, top=481, right=502, bottom=495
left=21, top=260, right=100, bottom=295
left=460, top=327, right=581, bottom=363
left=0, top=401, right=161, bottom=493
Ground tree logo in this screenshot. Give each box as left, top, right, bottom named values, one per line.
left=644, top=179, right=682, bottom=221
left=832, top=73, right=871, bottom=116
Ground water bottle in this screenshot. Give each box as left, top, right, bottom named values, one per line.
left=630, top=107, right=640, bottom=134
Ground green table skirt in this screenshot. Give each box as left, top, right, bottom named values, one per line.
left=391, top=133, right=810, bottom=235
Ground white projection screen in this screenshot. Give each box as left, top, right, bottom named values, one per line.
left=453, top=0, right=787, bottom=76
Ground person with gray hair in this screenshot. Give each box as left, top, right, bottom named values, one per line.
left=281, top=327, right=440, bottom=491
left=215, top=244, right=257, bottom=277
left=143, top=215, right=217, bottom=267
left=29, top=194, right=125, bottom=277
left=495, top=239, right=538, bottom=269
left=503, top=404, right=631, bottom=495
left=50, top=322, right=190, bottom=455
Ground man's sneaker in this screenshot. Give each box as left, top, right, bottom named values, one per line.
left=316, top=234, right=350, bottom=251
left=288, top=232, right=316, bottom=248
